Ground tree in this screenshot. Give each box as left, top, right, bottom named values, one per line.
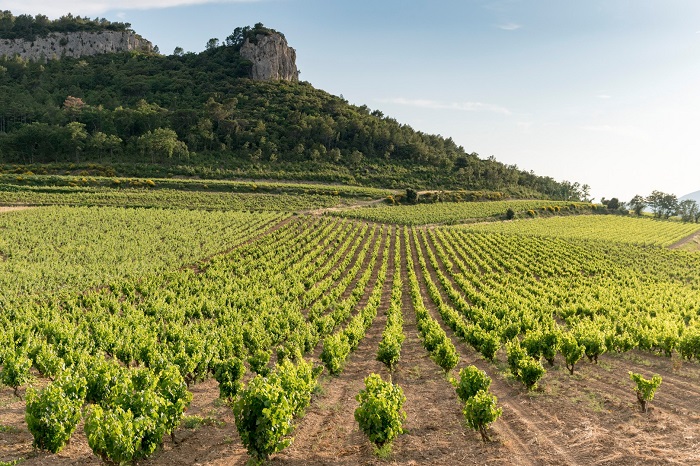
left=172, top=46, right=184, bottom=57
left=205, top=38, right=220, bottom=50
left=606, top=197, right=620, bottom=210
left=677, top=199, right=699, bottom=223
left=137, top=128, right=189, bottom=163
left=405, top=188, right=418, bottom=204
left=629, top=195, right=646, bottom=216
left=65, top=121, right=88, bottom=163
left=646, top=190, right=678, bottom=219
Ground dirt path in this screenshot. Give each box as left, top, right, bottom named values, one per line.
left=305, top=197, right=388, bottom=216
left=668, top=230, right=700, bottom=251
left=0, top=206, right=33, bottom=213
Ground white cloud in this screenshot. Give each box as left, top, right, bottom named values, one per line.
left=381, top=97, right=512, bottom=115
left=1, top=0, right=259, bottom=18
left=497, top=22, right=522, bottom=31
left=596, top=94, right=612, bottom=99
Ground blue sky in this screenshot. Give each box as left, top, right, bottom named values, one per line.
left=7, top=0, right=700, bottom=201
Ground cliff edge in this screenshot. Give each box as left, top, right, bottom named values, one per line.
left=0, top=30, right=153, bottom=61
left=239, top=32, right=298, bottom=82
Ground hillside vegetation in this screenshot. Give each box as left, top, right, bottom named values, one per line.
left=0, top=15, right=586, bottom=198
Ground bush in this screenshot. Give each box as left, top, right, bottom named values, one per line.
left=518, top=357, right=546, bottom=390
left=540, top=330, right=560, bottom=366
left=678, top=329, right=700, bottom=361
left=629, top=372, right=662, bottom=413
left=354, top=373, right=406, bottom=449
left=576, top=326, right=607, bottom=363
left=452, top=365, right=491, bottom=403
left=505, top=339, right=526, bottom=376
left=248, top=348, right=271, bottom=376
left=233, top=373, right=295, bottom=461
left=479, top=332, right=500, bottom=361
left=560, top=333, right=586, bottom=375
left=377, top=329, right=404, bottom=371
left=25, top=377, right=85, bottom=453
left=320, top=333, right=350, bottom=375
left=506, top=208, right=515, bottom=220
left=155, top=364, right=192, bottom=443
left=463, top=390, right=502, bottom=441
left=433, top=339, right=459, bottom=373
left=275, top=358, right=322, bottom=416
left=522, top=331, right=543, bottom=359
left=214, top=357, right=246, bottom=400
left=85, top=405, right=139, bottom=464
left=405, top=188, right=418, bottom=204
left=0, top=352, right=32, bottom=398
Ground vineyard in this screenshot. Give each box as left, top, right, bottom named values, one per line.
left=330, top=199, right=590, bottom=225
left=2, top=205, right=700, bottom=465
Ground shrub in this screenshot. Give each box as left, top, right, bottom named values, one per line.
left=463, top=390, right=502, bottom=441
left=540, top=330, right=560, bottom=366
left=320, top=333, right=350, bottom=375
left=232, top=373, right=295, bottom=461
left=518, top=357, right=546, bottom=390
left=576, top=326, right=607, bottom=363
left=505, top=339, right=526, bottom=376
left=0, top=352, right=32, bottom=398
left=25, top=377, right=85, bottom=453
left=479, top=332, right=500, bottom=361
left=521, top=331, right=543, bottom=359
left=433, top=339, right=459, bottom=373
left=155, top=364, right=192, bottom=443
left=354, top=374, right=406, bottom=449
left=560, top=333, right=586, bottom=375
left=30, top=342, right=64, bottom=379
left=214, top=357, right=246, bottom=400
left=377, top=329, right=404, bottom=371
left=506, top=208, right=515, bottom=220
left=85, top=405, right=139, bottom=464
left=405, top=188, right=418, bottom=204
left=629, top=372, right=662, bottom=413
left=276, top=358, right=322, bottom=416
left=452, top=365, right=491, bottom=403
left=678, top=329, right=700, bottom=361
left=248, top=348, right=271, bottom=376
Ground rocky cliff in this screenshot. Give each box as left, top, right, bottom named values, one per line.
left=0, top=31, right=152, bottom=61
left=239, top=32, right=298, bottom=82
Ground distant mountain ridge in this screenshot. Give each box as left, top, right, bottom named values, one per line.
left=679, top=190, right=700, bottom=203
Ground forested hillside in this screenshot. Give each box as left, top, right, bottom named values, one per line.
left=0, top=14, right=587, bottom=198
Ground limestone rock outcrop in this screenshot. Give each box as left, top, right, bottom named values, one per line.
left=239, top=33, right=299, bottom=82
left=0, top=31, right=153, bottom=61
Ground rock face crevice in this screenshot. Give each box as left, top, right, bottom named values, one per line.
left=0, top=31, right=153, bottom=61
left=239, top=33, right=299, bottom=82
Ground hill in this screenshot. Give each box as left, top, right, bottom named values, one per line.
left=0, top=14, right=587, bottom=199
left=679, top=190, right=700, bottom=203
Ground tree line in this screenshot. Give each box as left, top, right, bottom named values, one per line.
left=0, top=11, right=131, bottom=42
left=602, top=191, right=700, bottom=222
